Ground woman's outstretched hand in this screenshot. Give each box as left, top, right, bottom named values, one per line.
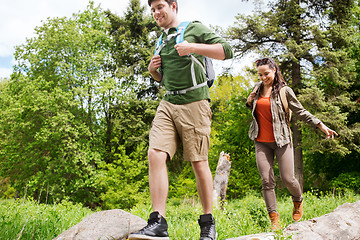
left=317, top=122, right=338, bottom=139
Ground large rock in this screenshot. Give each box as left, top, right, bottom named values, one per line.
left=54, top=209, right=147, bottom=240
left=226, top=201, right=360, bottom=240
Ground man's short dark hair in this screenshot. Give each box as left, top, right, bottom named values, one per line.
left=148, top=0, right=178, bottom=13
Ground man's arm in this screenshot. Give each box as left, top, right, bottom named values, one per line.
left=148, top=55, right=162, bottom=82
left=175, top=41, right=225, bottom=60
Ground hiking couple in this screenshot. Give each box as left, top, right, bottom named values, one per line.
left=128, top=0, right=337, bottom=239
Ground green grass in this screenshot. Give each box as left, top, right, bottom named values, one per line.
left=0, top=198, right=93, bottom=240
left=1, top=190, right=359, bottom=240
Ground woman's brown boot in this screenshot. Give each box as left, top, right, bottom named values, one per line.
left=269, top=212, right=281, bottom=230
left=292, top=200, right=303, bottom=221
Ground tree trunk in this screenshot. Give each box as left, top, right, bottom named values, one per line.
left=213, top=152, right=231, bottom=209
left=291, top=60, right=304, bottom=190
left=292, top=118, right=304, bottom=190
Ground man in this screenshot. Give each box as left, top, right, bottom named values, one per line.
left=128, top=0, right=233, bottom=239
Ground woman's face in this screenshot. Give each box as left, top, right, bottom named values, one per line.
left=257, top=64, right=276, bottom=87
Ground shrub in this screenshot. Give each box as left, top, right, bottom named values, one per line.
left=329, top=172, right=360, bottom=193
left=0, top=177, right=16, bottom=199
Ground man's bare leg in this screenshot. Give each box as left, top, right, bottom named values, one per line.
left=148, top=148, right=169, bottom=217
left=192, top=160, right=213, bottom=214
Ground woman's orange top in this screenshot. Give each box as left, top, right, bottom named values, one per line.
left=255, top=96, right=275, bottom=142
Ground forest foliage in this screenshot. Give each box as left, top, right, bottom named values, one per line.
left=0, top=0, right=359, bottom=210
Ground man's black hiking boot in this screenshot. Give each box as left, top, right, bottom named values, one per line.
left=198, top=214, right=217, bottom=240
left=128, top=211, right=169, bottom=240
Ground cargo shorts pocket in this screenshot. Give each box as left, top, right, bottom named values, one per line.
left=194, top=126, right=211, bottom=156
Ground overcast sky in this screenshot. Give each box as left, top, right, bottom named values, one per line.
left=0, top=0, right=266, bottom=79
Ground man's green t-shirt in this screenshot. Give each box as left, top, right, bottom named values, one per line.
left=157, top=21, right=234, bottom=105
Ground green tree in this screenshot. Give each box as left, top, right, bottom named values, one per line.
left=227, top=0, right=358, bottom=189
left=102, top=0, right=159, bottom=163
left=349, top=0, right=360, bottom=133
left=0, top=2, right=113, bottom=206
left=105, top=0, right=159, bottom=98
left=300, top=0, right=360, bottom=192
left=0, top=0, right=162, bottom=209
left=0, top=74, right=101, bottom=205
left=94, top=0, right=161, bottom=209
left=14, top=2, right=113, bottom=134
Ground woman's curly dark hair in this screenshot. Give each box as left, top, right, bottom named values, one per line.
left=255, top=57, right=287, bottom=97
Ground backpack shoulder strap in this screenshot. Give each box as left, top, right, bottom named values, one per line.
left=175, top=21, right=191, bottom=44
left=154, top=35, right=163, bottom=55
left=280, top=86, right=293, bottom=143
left=280, top=86, right=292, bottom=122
left=253, top=82, right=262, bottom=94
left=279, top=87, right=289, bottom=113
left=154, top=21, right=191, bottom=55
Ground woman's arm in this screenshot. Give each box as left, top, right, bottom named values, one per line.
left=286, top=87, right=338, bottom=138
left=286, top=87, right=321, bottom=126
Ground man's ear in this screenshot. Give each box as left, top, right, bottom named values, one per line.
left=171, top=2, right=177, bottom=12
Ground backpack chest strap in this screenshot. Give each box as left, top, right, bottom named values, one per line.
left=166, top=81, right=208, bottom=95
left=154, top=32, right=179, bottom=56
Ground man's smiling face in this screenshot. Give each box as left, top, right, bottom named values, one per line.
left=150, top=0, right=178, bottom=29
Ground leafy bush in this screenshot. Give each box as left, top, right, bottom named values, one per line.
left=97, top=146, right=149, bottom=210
left=0, top=177, right=15, bottom=199
left=330, top=172, right=360, bottom=193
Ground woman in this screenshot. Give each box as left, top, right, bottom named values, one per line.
left=246, top=57, right=337, bottom=230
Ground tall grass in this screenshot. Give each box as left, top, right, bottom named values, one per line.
left=1, top=190, right=359, bottom=239
left=130, top=190, right=360, bottom=239
left=0, top=198, right=93, bottom=240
